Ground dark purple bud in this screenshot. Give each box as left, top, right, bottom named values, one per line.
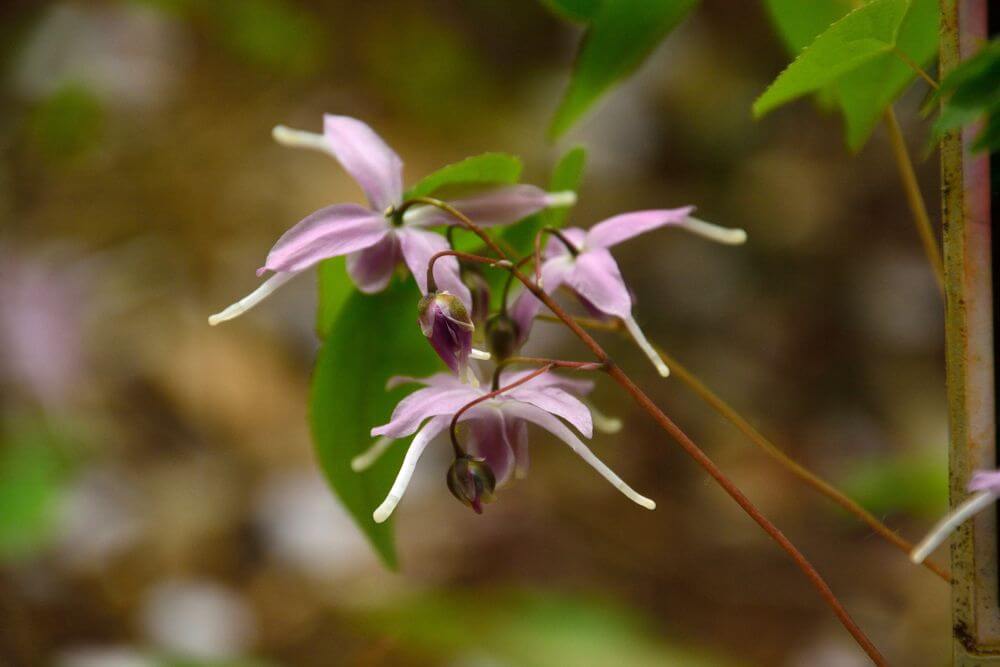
left=446, top=456, right=496, bottom=514
left=418, top=291, right=474, bottom=377
left=462, top=269, right=491, bottom=330
left=485, top=313, right=520, bottom=361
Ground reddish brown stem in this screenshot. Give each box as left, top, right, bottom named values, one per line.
left=414, top=198, right=887, bottom=665
left=425, top=250, right=510, bottom=293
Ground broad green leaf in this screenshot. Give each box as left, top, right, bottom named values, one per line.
left=310, top=281, right=440, bottom=568
left=757, top=0, right=939, bottom=150
left=504, top=146, right=587, bottom=255
left=316, top=257, right=353, bottom=339
left=753, top=0, right=909, bottom=119
left=839, top=450, right=946, bottom=519
left=405, top=153, right=522, bottom=200
left=540, top=0, right=602, bottom=23
left=549, top=0, right=698, bottom=138
left=836, top=0, right=938, bottom=149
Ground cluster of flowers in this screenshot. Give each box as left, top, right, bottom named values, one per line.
left=210, top=116, right=746, bottom=522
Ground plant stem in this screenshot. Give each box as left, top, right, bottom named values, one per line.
left=539, top=313, right=951, bottom=582
left=884, top=106, right=945, bottom=293
left=451, top=363, right=555, bottom=451
left=891, top=46, right=940, bottom=90
left=418, top=198, right=887, bottom=665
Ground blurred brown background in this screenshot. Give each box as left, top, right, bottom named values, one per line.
left=0, top=1, right=949, bottom=665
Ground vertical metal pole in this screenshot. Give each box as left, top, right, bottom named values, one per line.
left=942, top=0, right=995, bottom=662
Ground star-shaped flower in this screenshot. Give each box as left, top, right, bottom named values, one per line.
left=354, top=370, right=655, bottom=522
left=209, top=115, right=574, bottom=325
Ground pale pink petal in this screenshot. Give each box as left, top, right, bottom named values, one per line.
left=969, top=471, right=1000, bottom=493
left=263, top=204, right=388, bottom=274
left=397, top=228, right=471, bottom=305
left=346, top=232, right=401, bottom=293
left=371, top=384, right=480, bottom=439
left=507, top=384, right=593, bottom=438
left=584, top=208, right=694, bottom=249
left=510, top=419, right=530, bottom=480
left=323, top=115, right=404, bottom=211
left=404, top=186, right=575, bottom=228
left=500, top=402, right=655, bottom=509
left=385, top=372, right=465, bottom=391
left=508, top=256, right=574, bottom=346
left=565, top=249, right=632, bottom=319
left=544, top=227, right=587, bottom=258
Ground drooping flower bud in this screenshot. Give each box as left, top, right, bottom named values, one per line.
left=462, top=269, right=491, bottom=330
left=418, top=291, right=475, bottom=379
left=485, top=313, right=521, bottom=361
left=446, top=456, right=497, bottom=514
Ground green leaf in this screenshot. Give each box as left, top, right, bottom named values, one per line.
left=405, top=153, right=522, bottom=200
left=836, top=0, right=938, bottom=149
left=753, top=0, right=909, bottom=119
left=549, top=0, right=698, bottom=138
left=503, top=146, right=587, bottom=255
left=757, top=0, right=939, bottom=150
left=839, top=450, right=947, bottom=519
left=315, top=257, right=354, bottom=339
left=540, top=0, right=602, bottom=23
left=310, top=281, right=440, bottom=568
left=934, top=37, right=1000, bottom=152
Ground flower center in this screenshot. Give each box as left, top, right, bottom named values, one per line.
left=384, top=205, right=405, bottom=227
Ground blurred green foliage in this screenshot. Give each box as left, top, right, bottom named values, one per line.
left=365, top=588, right=731, bottom=667
left=28, top=84, right=104, bottom=160
left=404, top=153, right=523, bottom=201
left=840, top=449, right=947, bottom=519
left=0, top=419, right=72, bottom=561
left=757, top=0, right=939, bottom=150
left=934, top=37, right=1000, bottom=152
left=547, top=0, right=698, bottom=138
left=504, top=145, right=587, bottom=255
left=311, top=281, right=440, bottom=568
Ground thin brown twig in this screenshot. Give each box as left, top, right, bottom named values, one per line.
left=416, top=199, right=887, bottom=665
left=539, top=314, right=949, bottom=582
left=884, top=106, right=945, bottom=293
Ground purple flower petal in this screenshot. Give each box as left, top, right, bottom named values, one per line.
left=346, top=232, right=402, bottom=293
left=565, top=249, right=632, bottom=319
left=466, top=409, right=517, bottom=486
left=404, top=185, right=575, bottom=228
left=500, top=402, right=655, bottom=510
left=507, top=256, right=575, bottom=347
left=385, top=372, right=464, bottom=391
left=544, top=227, right=587, bottom=257
left=371, top=383, right=480, bottom=439
left=969, top=470, right=1000, bottom=494
left=264, top=204, right=389, bottom=274
left=397, top=228, right=471, bottom=305
left=323, top=115, right=404, bottom=211
left=509, top=419, right=530, bottom=480
left=584, top=208, right=694, bottom=249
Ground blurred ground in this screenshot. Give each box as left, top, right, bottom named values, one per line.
left=0, top=1, right=950, bottom=665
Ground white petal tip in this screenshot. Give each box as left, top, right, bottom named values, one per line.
left=372, top=502, right=395, bottom=524
left=207, top=309, right=237, bottom=326
left=350, top=458, right=366, bottom=473
left=656, top=363, right=670, bottom=378
left=638, top=498, right=656, bottom=510
left=271, top=125, right=291, bottom=141
left=546, top=191, right=577, bottom=208
left=470, top=348, right=492, bottom=361
left=272, top=125, right=328, bottom=152
left=680, top=217, right=748, bottom=246
left=909, top=551, right=926, bottom=564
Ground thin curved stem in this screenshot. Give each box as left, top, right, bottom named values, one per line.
left=884, top=106, right=945, bottom=293
left=891, top=46, right=940, bottom=90
left=534, top=225, right=580, bottom=286
left=429, top=206, right=886, bottom=664
left=538, top=313, right=951, bottom=583
left=425, top=250, right=510, bottom=293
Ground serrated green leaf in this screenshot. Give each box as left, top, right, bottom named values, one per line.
left=405, top=153, right=522, bottom=200
left=549, top=0, right=698, bottom=138
left=310, top=281, right=440, bottom=568
left=753, top=0, right=909, bottom=119
left=763, top=0, right=855, bottom=54
left=836, top=0, right=938, bottom=149
left=315, top=257, right=354, bottom=339
left=540, top=0, right=602, bottom=23
left=503, top=146, right=587, bottom=255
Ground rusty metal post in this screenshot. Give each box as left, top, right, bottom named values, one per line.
left=942, top=0, right=994, bottom=663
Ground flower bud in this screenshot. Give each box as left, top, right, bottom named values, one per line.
left=485, top=313, right=521, bottom=361
left=446, top=456, right=496, bottom=514
left=418, top=291, right=475, bottom=378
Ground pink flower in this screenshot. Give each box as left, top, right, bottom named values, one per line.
left=353, top=370, right=655, bottom=522
left=511, top=209, right=746, bottom=375
left=417, top=291, right=476, bottom=382
left=209, top=115, right=575, bottom=325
